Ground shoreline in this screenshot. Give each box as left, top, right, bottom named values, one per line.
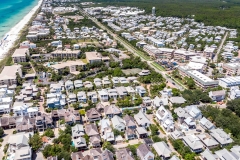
left=0, top=0, right=43, bottom=60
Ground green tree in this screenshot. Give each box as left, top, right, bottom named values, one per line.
left=112, top=67, right=124, bottom=77
left=109, top=62, right=120, bottom=68
left=149, top=124, right=159, bottom=136
left=209, top=63, right=216, bottom=68
left=0, top=127, right=4, bottom=137
left=185, top=153, right=196, bottom=160
left=72, top=102, right=80, bottom=110
left=150, top=83, right=166, bottom=96
left=146, top=109, right=152, bottom=114
left=58, top=150, right=71, bottom=160
left=16, top=73, right=23, bottom=86
left=43, top=128, right=55, bottom=138
left=127, top=145, right=138, bottom=159
left=152, top=135, right=163, bottom=143
left=172, top=88, right=180, bottom=96
left=83, top=134, right=90, bottom=144
left=3, top=144, right=9, bottom=154
left=113, top=129, right=121, bottom=136
left=102, top=141, right=115, bottom=153
left=36, top=91, right=41, bottom=99
left=227, top=99, right=240, bottom=117
left=186, top=78, right=195, bottom=89
left=29, top=133, right=43, bottom=151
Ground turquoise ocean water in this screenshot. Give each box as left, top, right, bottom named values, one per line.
left=0, top=0, right=39, bottom=39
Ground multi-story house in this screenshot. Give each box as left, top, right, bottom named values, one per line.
left=7, top=132, right=33, bottom=160
left=209, top=90, right=226, bottom=102
left=46, top=93, right=66, bottom=109
left=98, top=89, right=109, bottom=102
left=104, top=105, right=122, bottom=118
left=111, top=115, right=126, bottom=132
left=77, top=91, right=87, bottom=103
left=137, top=144, right=154, bottom=160
left=135, top=86, right=146, bottom=97
left=65, top=80, right=74, bottom=91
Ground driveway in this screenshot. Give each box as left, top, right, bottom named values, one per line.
left=39, top=88, right=46, bottom=113
left=32, top=151, right=44, bottom=160
left=0, top=128, right=15, bottom=158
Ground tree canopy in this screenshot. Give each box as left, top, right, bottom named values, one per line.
left=102, top=141, right=115, bottom=153
left=226, top=99, right=240, bottom=117
left=181, top=89, right=212, bottom=105
left=42, top=125, right=73, bottom=158
left=43, top=128, right=55, bottom=138
left=0, top=127, right=4, bottom=137
left=29, top=133, right=43, bottom=151
left=201, top=105, right=240, bottom=141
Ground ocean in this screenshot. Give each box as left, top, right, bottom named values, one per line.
left=0, top=0, right=39, bottom=39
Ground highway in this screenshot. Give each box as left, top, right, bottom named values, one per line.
left=79, top=8, right=187, bottom=91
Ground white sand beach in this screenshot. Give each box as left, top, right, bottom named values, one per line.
left=0, top=0, right=43, bottom=60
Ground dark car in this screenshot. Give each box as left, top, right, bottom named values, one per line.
left=196, top=129, right=202, bottom=132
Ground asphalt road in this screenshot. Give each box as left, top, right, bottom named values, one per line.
left=79, top=8, right=185, bottom=91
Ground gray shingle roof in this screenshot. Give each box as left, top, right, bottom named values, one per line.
left=137, top=143, right=152, bottom=158
left=152, top=141, right=172, bottom=158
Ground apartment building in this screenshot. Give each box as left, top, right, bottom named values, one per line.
left=0, top=65, right=22, bottom=86
left=146, top=37, right=164, bottom=47
left=51, top=60, right=86, bottom=75
left=51, top=50, right=80, bottom=59
left=26, top=30, right=50, bottom=41
left=222, top=63, right=240, bottom=76
left=85, top=52, right=110, bottom=64
left=12, top=48, right=29, bottom=63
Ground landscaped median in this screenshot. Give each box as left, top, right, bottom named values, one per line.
left=151, top=62, right=165, bottom=71
left=169, top=76, right=188, bottom=90
left=116, top=36, right=150, bottom=61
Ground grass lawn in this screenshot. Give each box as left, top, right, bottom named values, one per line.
left=171, top=76, right=188, bottom=89
left=151, top=62, right=165, bottom=71
left=78, top=39, right=99, bottom=43
left=81, top=59, right=88, bottom=63
left=122, top=68, right=142, bottom=75
left=132, top=142, right=142, bottom=148
left=27, top=68, right=35, bottom=74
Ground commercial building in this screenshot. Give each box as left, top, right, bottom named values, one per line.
left=143, top=45, right=174, bottom=59
left=219, top=76, right=240, bottom=88
left=178, top=66, right=218, bottom=89
left=222, top=63, right=240, bottom=76
left=204, top=47, right=215, bottom=58
left=174, top=50, right=197, bottom=61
